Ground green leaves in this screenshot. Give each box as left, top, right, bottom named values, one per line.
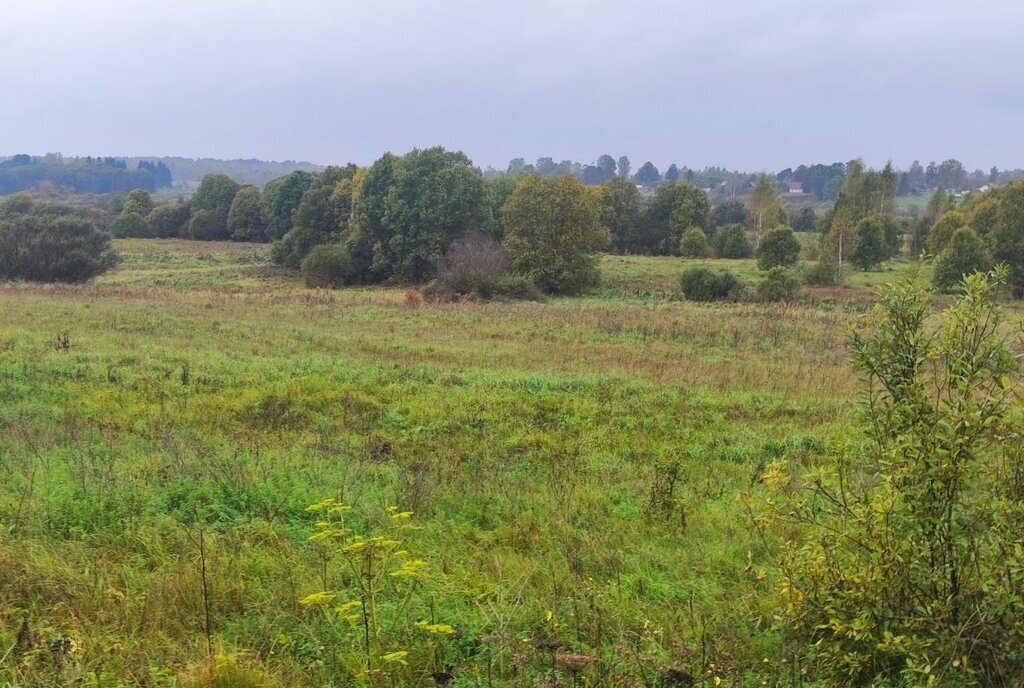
left=770, top=269, right=1024, bottom=685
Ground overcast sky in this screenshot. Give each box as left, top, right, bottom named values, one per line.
left=2, top=0, right=1022, bottom=171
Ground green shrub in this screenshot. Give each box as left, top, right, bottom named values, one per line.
left=756, top=225, right=801, bottom=270
left=188, top=208, right=231, bottom=241
left=933, top=227, right=991, bottom=293
left=678, top=227, right=709, bottom=258
left=431, top=235, right=543, bottom=301
left=148, top=201, right=191, bottom=238
left=712, top=223, right=752, bottom=259
left=301, top=244, right=354, bottom=288
left=766, top=270, right=1024, bottom=686
left=680, top=266, right=742, bottom=301
left=802, top=259, right=843, bottom=286
left=0, top=201, right=120, bottom=282
left=756, top=267, right=800, bottom=302
left=111, top=211, right=153, bottom=238
left=850, top=213, right=891, bottom=271
left=493, top=273, right=544, bottom=300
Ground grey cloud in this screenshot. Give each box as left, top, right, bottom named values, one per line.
left=1, top=0, right=1021, bottom=171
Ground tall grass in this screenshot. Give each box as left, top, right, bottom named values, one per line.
left=0, top=239, right=936, bottom=686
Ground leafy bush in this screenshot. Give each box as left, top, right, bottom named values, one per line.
left=711, top=200, right=746, bottom=227
left=301, top=244, right=354, bottom=288
left=122, top=188, right=155, bottom=217
left=678, top=227, right=709, bottom=258
left=493, top=273, right=544, bottom=300
left=851, top=213, right=891, bottom=271
left=148, top=201, right=191, bottom=238
left=764, top=270, right=1024, bottom=686
left=756, top=267, right=800, bottom=302
left=0, top=202, right=120, bottom=282
left=712, top=223, right=752, bottom=259
left=435, top=234, right=509, bottom=298
left=188, top=208, right=231, bottom=241
left=933, top=227, right=991, bottom=293
left=756, top=225, right=801, bottom=270
left=679, top=266, right=742, bottom=301
left=111, top=211, right=153, bottom=238
left=802, top=259, right=843, bottom=286
left=430, top=235, right=542, bottom=301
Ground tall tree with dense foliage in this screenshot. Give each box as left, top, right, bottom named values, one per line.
left=227, top=185, right=268, bottom=242
left=502, top=174, right=609, bottom=294
left=822, top=160, right=898, bottom=265
left=111, top=212, right=152, bottom=238
left=147, top=200, right=191, bottom=238
left=711, top=200, right=746, bottom=228
left=262, top=170, right=316, bottom=241
left=273, top=167, right=358, bottom=269
left=933, top=227, right=990, bottom=293
left=986, top=181, right=1024, bottom=297
left=633, top=161, right=660, bottom=185
left=850, top=213, right=889, bottom=271
left=644, top=181, right=710, bottom=255
left=599, top=175, right=645, bottom=253
left=122, top=188, right=155, bottom=217
left=791, top=206, right=817, bottom=233
left=712, top=224, right=753, bottom=259
left=189, top=174, right=240, bottom=240
left=617, top=156, right=631, bottom=179
left=348, top=148, right=487, bottom=283
left=927, top=210, right=966, bottom=255
left=483, top=173, right=525, bottom=240
left=596, top=154, right=617, bottom=180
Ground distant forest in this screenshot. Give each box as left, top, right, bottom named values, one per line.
left=122, top=157, right=322, bottom=186
left=496, top=156, right=1024, bottom=201
left=0, top=154, right=172, bottom=194
left=3, top=151, right=1024, bottom=201
left=0, top=154, right=323, bottom=193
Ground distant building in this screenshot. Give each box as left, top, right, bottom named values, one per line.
left=787, top=181, right=804, bottom=194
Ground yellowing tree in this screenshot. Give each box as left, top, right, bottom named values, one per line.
left=746, top=175, right=786, bottom=234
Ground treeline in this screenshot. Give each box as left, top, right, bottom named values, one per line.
left=108, top=148, right=1024, bottom=298
left=0, top=154, right=172, bottom=194
left=501, top=155, right=1024, bottom=201
left=110, top=147, right=819, bottom=295
left=122, top=157, right=322, bottom=186
left=917, top=182, right=1024, bottom=296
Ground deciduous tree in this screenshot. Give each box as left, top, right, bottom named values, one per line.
left=502, top=174, right=609, bottom=294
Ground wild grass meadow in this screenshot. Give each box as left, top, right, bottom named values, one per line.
left=0, top=240, right=957, bottom=686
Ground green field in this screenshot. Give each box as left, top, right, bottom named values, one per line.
left=0, top=241, right=923, bottom=686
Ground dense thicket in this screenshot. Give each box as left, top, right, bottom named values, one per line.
left=0, top=196, right=119, bottom=282
left=819, top=161, right=900, bottom=267
left=923, top=180, right=1024, bottom=296
left=642, top=181, right=710, bottom=255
